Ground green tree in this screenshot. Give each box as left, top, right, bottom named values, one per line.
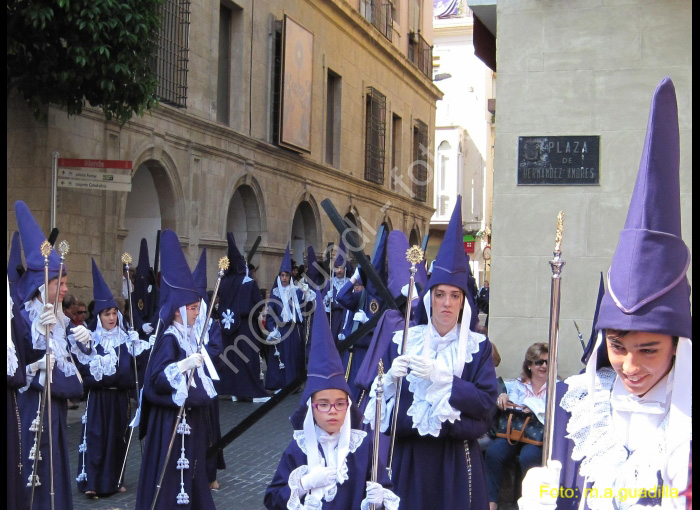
left=7, top=0, right=163, bottom=125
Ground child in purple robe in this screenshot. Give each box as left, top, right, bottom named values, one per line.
left=265, top=292, right=400, bottom=510
left=518, top=78, right=692, bottom=510
left=74, top=259, right=150, bottom=497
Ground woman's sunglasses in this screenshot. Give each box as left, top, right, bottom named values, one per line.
left=531, top=359, right=548, bottom=366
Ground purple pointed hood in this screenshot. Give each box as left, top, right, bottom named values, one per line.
left=192, top=248, right=208, bottom=304
left=158, top=230, right=200, bottom=326
left=300, top=291, right=352, bottom=404
left=15, top=201, right=66, bottom=303
left=91, top=258, right=119, bottom=316
left=426, top=195, right=469, bottom=295
left=305, top=245, right=322, bottom=286
left=226, top=232, right=247, bottom=276
left=595, top=77, right=691, bottom=339
left=7, top=231, right=24, bottom=304
left=279, top=243, right=293, bottom=275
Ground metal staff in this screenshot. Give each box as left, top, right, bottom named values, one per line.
left=370, top=359, right=385, bottom=510
left=29, top=240, right=58, bottom=509
left=542, top=212, right=565, bottom=467
left=573, top=320, right=585, bottom=350
left=117, top=253, right=140, bottom=490
left=387, top=245, right=424, bottom=479
left=150, top=256, right=229, bottom=510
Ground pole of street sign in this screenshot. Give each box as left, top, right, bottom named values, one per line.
left=51, top=152, right=59, bottom=230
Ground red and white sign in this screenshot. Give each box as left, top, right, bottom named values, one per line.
left=58, top=158, right=132, bottom=170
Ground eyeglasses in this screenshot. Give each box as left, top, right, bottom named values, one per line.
left=312, top=401, right=349, bottom=413
left=76, top=311, right=88, bottom=315
left=531, top=359, right=548, bottom=366
left=186, top=305, right=200, bottom=311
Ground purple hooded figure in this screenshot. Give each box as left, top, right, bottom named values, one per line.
left=321, top=238, right=352, bottom=348
left=14, top=200, right=85, bottom=510
left=74, top=259, right=149, bottom=497
left=362, top=195, right=499, bottom=510
left=264, top=291, right=400, bottom=510
left=520, top=77, right=692, bottom=510
left=135, top=230, right=216, bottom=510
left=265, top=244, right=316, bottom=391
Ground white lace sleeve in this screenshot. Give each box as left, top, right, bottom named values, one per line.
left=405, top=363, right=461, bottom=437
left=164, top=362, right=188, bottom=406
left=287, top=464, right=311, bottom=510
left=363, top=374, right=396, bottom=433
left=128, top=339, right=150, bottom=357
left=69, top=335, right=94, bottom=365
left=360, top=488, right=401, bottom=510
left=7, top=344, right=18, bottom=377
left=88, top=352, right=117, bottom=381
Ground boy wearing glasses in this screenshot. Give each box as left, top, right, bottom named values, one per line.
left=518, top=78, right=692, bottom=510
left=264, top=293, right=399, bottom=509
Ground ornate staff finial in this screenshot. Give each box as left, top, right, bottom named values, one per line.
left=57, top=240, right=70, bottom=258
left=554, top=211, right=564, bottom=253
left=40, top=240, right=52, bottom=259
left=377, top=359, right=384, bottom=384
left=121, top=252, right=133, bottom=266
left=406, top=245, right=424, bottom=266
left=218, top=256, right=230, bottom=273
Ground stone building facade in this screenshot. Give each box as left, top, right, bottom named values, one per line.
left=469, top=0, right=692, bottom=378
left=7, top=0, right=442, bottom=301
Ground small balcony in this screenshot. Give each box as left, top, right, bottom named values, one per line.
left=408, top=30, right=432, bottom=79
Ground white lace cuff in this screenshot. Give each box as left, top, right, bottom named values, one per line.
left=89, top=353, right=117, bottom=382
left=165, top=362, right=188, bottom=406
left=128, top=339, right=150, bottom=357
left=30, top=321, right=47, bottom=351
left=405, top=368, right=460, bottom=437
left=287, top=465, right=311, bottom=510
left=7, top=346, right=18, bottom=377
left=70, top=336, right=94, bottom=365
left=360, top=488, right=401, bottom=510
left=363, top=376, right=396, bottom=433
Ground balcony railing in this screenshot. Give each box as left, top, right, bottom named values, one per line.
left=361, top=0, right=393, bottom=42
left=408, top=31, right=432, bottom=79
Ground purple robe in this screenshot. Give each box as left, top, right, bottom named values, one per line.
left=265, top=286, right=311, bottom=391
left=264, top=429, right=395, bottom=509
left=73, top=328, right=137, bottom=495
left=216, top=274, right=268, bottom=398
left=135, top=330, right=216, bottom=510
left=8, top=305, right=28, bottom=510
left=383, top=328, right=499, bottom=510
left=202, top=320, right=226, bottom=481
left=18, top=306, right=84, bottom=510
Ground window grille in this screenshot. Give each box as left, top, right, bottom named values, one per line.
left=271, top=20, right=283, bottom=144
left=151, top=0, right=191, bottom=107
left=364, top=87, right=386, bottom=185
left=361, top=0, right=393, bottom=41
left=408, top=31, right=433, bottom=79
left=412, top=119, right=429, bottom=202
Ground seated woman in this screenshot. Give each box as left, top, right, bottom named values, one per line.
left=264, top=293, right=399, bottom=509
left=485, top=342, right=548, bottom=510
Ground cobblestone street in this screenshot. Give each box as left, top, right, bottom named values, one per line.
left=69, top=393, right=299, bottom=510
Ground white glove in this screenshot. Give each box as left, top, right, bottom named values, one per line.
left=31, top=353, right=56, bottom=373
left=177, top=353, right=203, bottom=373
left=409, top=356, right=450, bottom=382
left=323, top=293, right=332, bottom=307
left=350, top=267, right=361, bottom=284
left=353, top=310, right=369, bottom=324
left=365, top=481, right=384, bottom=505
left=298, top=280, right=310, bottom=293
left=39, top=304, right=57, bottom=328
left=387, top=355, right=411, bottom=379
left=518, top=460, right=562, bottom=510
left=128, top=330, right=140, bottom=343
left=72, top=325, right=92, bottom=346
left=300, top=466, right=337, bottom=491
left=142, top=322, right=154, bottom=334
left=149, top=334, right=157, bottom=347
left=266, top=329, right=282, bottom=342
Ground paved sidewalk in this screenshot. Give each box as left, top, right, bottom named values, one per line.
left=69, top=394, right=299, bottom=510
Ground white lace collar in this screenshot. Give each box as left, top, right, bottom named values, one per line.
left=562, top=367, right=673, bottom=510
left=292, top=428, right=366, bottom=456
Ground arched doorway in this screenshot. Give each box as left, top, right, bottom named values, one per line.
left=409, top=226, right=421, bottom=247
left=226, top=184, right=264, bottom=260
left=123, top=161, right=177, bottom=266
left=291, top=201, right=319, bottom=268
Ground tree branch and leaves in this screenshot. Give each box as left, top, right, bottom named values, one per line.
left=7, top=0, right=163, bottom=125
